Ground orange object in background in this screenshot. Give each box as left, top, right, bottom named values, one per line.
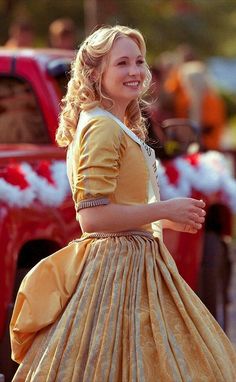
left=165, top=61, right=226, bottom=150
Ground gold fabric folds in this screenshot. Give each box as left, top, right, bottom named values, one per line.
left=11, top=234, right=236, bottom=381
left=10, top=239, right=89, bottom=364
left=66, top=116, right=151, bottom=231
left=10, top=116, right=236, bottom=381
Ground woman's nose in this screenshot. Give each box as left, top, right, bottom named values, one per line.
left=129, top=64, right=140, bottom=76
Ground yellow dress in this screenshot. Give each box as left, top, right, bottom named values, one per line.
left=10, top=115, right=236, bottom=381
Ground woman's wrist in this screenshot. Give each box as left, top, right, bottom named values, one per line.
left=153, top=200, right=171, bottom=221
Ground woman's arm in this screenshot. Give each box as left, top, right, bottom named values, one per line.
left=78, top=197, right=205, bottom=233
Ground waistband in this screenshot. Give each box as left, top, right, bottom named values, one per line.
left=73, top=230, right=154, bottom=242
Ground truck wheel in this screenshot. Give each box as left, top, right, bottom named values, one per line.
left=198, top=231, right=229, bottom=331
left=0, top=304, right=18, bottom=382
left=1, top=240, right=60, bottom=381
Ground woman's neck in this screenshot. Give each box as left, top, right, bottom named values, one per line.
left=101, top=101, right=127, bottom=122
left=110, top=109, right=125, bottom=122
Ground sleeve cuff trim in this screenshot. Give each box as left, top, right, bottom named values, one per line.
left=77, top=197, right=110, bottom=211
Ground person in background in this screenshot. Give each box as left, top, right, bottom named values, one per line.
left=4, top=20, right=35, bottom=48
left=48, top=17, right=77, bottom=50
left=164, top=45, right=226, bottom=151
left=146, top=52, right=178, bottom=153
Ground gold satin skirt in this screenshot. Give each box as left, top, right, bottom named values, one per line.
left=12, top=232, right=236, bottom=381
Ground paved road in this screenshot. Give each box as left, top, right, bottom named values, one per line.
left=227, top=244, right=236, bottom=347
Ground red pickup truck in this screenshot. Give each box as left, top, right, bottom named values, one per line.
left=0, top=49, right=82, bottom=380
left=0, top=49, right=235, bottom=381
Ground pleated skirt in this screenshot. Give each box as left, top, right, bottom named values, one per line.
left=12, top=232, right=236, bottom=381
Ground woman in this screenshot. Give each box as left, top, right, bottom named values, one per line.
left=11, top=25, right=236, bottom=381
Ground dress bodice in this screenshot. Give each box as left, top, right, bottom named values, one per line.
left=67, top=115, right=153, bottom=233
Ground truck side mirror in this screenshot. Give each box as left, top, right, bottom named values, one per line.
left=161, top=118, right=200, bottom=158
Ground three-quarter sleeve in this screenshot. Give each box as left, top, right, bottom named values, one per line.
left=69, top=116, right=126, bottom=211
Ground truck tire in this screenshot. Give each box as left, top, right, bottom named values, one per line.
left=1, top=240, right=60, bottom=381
left=0, top=304, right=18, bottom=382
left=198, top=231, right=229, bottom=331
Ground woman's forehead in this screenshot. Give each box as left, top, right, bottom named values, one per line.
left=109, top=36, right=143, bottom=60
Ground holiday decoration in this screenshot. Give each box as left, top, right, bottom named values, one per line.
left=0, top=152, right=236, bottom=211
left=0, top=160, right=70, bottom=208
left=158, top=151, right=236, bottom=212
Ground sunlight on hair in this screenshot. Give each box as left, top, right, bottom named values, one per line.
left=56, top=25, right=152, bottom=147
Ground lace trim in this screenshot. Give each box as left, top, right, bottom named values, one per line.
left=86, top=231, right=154, bottom=239
left=77, top=197, right=110, bottom=211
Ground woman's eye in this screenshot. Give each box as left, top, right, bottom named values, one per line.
left=137, top=59, right=144, bottom=65
left=117, top=61, right=126, bottom=66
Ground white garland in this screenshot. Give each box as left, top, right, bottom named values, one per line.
left=158, top=151, right=236, bottom=212
left=0, top=161, right=70, bottom=208
left=0, top=152, right=236, bottom=212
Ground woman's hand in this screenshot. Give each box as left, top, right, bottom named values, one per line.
left=163, top=221, right=200, bottom=234
left=163, top=198, right=206, bottom=232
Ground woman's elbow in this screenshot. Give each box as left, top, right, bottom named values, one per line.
left=78, top=206, right=104, bottom=233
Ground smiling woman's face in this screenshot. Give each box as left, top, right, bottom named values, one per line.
left=101, top=36, right=146, bottom=118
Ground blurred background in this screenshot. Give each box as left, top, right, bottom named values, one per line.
left=1, top=0, right=236, bottom=146
left=1, top=1, right=236, bottom=380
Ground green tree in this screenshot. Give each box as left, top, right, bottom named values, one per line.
left=1, top=0, right=236, bottom=61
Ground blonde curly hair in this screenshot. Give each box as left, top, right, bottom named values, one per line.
left=56, top=25, right=151, bottom=147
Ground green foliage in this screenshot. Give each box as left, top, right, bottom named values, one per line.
left=114, top=0, right=236, bottom=61
left=1, top=0, right=236, bottom=60
left=0, top=0, right=84, bottom=47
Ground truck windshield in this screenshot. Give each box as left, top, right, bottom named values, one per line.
left=47, top=58, right=71, bottom=97
left=0, top=76, right=50, bottom=144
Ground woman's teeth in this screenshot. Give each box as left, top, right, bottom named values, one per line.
left=124, top=81, right=139, bottom=87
